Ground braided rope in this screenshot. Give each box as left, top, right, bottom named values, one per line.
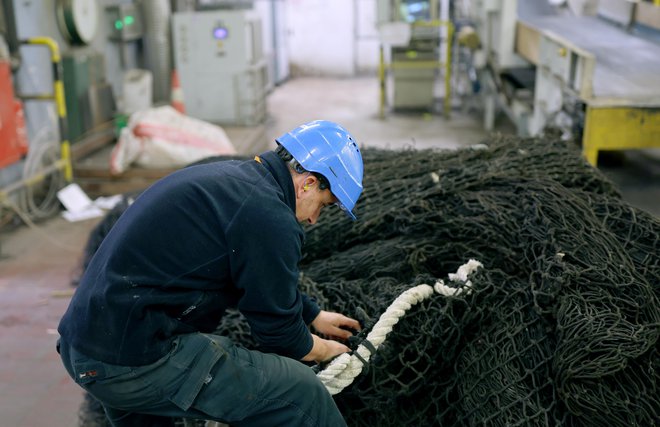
left=317, top=259, right=483, bottom=395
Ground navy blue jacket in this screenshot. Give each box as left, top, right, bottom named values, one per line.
left=58, top=151, right=320, bottom=366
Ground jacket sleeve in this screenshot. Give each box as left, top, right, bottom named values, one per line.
left=226, top=186, right=314, bottom=360
left=301, top=294, right=321, bottom=325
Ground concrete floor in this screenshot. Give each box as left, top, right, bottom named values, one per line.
left=1, top=76, right=658, bottom=427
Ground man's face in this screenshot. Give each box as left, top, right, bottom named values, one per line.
left=295, top=177, right=337, bottom=225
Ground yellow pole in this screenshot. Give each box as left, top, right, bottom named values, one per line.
left=379, top=45, right=386, bottom=119
left=23, top=37, right=72, bottom=182
left=444, top=22, right=454, bottom=119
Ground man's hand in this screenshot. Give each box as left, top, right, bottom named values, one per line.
left=301, top=311, right=362, bottom=363
left=311, top=310, right=361, bottom=342
left=301, top=335, right=350, bottom=363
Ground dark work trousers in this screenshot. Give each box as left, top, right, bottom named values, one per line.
left=57, top=333, right=347, bottom=427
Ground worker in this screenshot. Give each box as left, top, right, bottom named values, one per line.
left=56, top=120, right=364, bottom=426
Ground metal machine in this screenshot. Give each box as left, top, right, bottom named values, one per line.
left=376, top=0, right=454, bottom=117
left=172, top=8, right=267, bottom=126
left=468, top=0, right=660, bottom=166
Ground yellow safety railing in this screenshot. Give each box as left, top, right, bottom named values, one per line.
left=0, top=37, right=71, bottom=209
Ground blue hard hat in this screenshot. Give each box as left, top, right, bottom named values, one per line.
left=276, top=120, right=364, bottom=220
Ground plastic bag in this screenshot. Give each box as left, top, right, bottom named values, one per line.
left=110, top=106, right=237, bottom=175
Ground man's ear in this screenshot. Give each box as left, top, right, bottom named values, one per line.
left=303, top=174, right=318, bottom=191
left=295, top=173, right=312, bottom=197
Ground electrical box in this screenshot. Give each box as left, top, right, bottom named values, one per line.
left=172, top=10, right=267, bottom=125
left=106, top=4, right=143, bottom=42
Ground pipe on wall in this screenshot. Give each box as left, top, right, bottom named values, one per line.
left=0, top=0, right=21, bottom=69
left=141, top=0, right=172, bottom=103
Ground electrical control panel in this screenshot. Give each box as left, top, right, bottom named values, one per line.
left=172, top=10, right=266, bottom=125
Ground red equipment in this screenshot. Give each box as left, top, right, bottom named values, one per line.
left=0, top=60, right=28, bottom=168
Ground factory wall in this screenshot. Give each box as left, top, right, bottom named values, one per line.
left=285, top=0, right=379, bottom=76
left=354, top=0, right=381, bottom=74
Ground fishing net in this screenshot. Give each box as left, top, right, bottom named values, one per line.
left=76, top=135, right=659, bottom=426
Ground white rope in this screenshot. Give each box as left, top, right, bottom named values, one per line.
left=317, top=259, right=483, bottom=395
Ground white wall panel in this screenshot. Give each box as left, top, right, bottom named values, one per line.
left=285, top=0, right=355, bottom=76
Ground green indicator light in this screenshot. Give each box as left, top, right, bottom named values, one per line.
left=115, top=20, right=123, bottom=30
left=124, top=15, right=134, bottom=26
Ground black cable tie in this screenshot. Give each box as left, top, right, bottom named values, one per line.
left=353, top=348, right=370, bottom=369
left=360, top=338, right=378, bottom=356
left=350, top=338, right=377, bottom=373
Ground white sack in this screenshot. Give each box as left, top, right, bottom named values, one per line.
left=110, top=106, right=237, bottom=175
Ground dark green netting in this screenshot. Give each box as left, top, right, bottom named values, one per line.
left=77, top=136, right=659, bottom=427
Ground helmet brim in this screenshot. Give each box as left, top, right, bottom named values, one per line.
left=337, top=202, right=357, bottom=221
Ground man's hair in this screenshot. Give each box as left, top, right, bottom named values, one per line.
left=276, top=145, right=330, bottom=190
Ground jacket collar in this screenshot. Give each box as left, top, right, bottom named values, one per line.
left=257, top=151, right=296, bottom=213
